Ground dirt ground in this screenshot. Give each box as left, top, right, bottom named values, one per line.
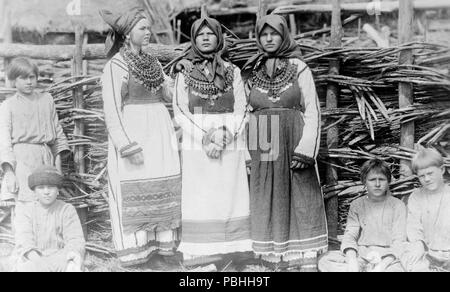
left=0, top=241, right=342, bottom=272
left=83, top=252, right=275, bottom=273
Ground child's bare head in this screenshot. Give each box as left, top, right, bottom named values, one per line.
left=412, top=148, right=445, bottom=192
left=6, top=57, right=39, bottom=81
left=360, top=159, right=392, bottom=184
left=412, top=148, right=444, bottom=175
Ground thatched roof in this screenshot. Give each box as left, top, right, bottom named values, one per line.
left=7, top=0, right=372, bottom=35
left=9, top=0, right=144, bottom=34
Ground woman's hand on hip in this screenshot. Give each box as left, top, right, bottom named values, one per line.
left=291, top=160, right=308, bottom=170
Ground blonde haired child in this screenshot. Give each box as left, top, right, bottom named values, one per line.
left=402, top=148, right=450, bottom=272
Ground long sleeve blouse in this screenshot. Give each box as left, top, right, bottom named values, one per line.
left=0, top=92, right=69, bottom=171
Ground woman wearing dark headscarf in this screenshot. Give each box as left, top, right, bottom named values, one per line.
left=99, top=8, right=181, bottom=266
left=242, top=15, right=328, bottom=271
left=173, top=17, right=252, bottom=265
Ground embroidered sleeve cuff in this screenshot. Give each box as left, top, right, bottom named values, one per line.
left=52, top=145, right=71, bottom=159
left=292, top=153, right=316, bottom=166
left=119, top=142, right=143, bottom=158
left=169, top=66, right=178, bottom=80
left=22, top=248, right=42, bottom=260
left=342, top=246, right=358, bottom=256
left=1, top=160, right=16, bottom=173
left=380, top=253, right=396, bottom=260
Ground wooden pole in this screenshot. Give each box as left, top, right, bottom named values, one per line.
left=201, top=4, right=208, bottom=18
left=325, top=0, right=343, bottom=240
left=289, top=14, right=297, bottom=36
left=82, top=34, right=89, bottom=77
left=1, top=0, right=12, bottom=88
left=398, top=0, right=415, bottom=177
left=177, top=19, right=181, bottom=44
left=257, top=0, right=268, bottom=20
left=73, top=23, right=88, bottom=238
left=73, top=24, right=85, bottom=176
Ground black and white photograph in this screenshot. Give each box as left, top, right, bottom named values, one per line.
left=0, top=0, right=449, bottom=274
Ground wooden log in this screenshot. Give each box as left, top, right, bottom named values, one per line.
left=398, top=0, right=415, bottom=177
left=0, top=43, right=185, bottom=62
left=325, top=0, right=343, bottom=239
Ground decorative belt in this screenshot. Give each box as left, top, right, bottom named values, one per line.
left=123, top=99, right=162, bottom=105
left=251, top=107, right=303, bottom=112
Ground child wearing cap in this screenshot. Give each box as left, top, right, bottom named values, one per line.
left=401, top=148, right=450, bottom=272
left=319, top=159, right=407, bottom=272
left=0, top=57, right=70, bottom=203
left=12, top=166, right=85, bottom=272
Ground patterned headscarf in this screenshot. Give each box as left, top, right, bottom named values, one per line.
left=99, top=7, right=146, bottom=59
left=242, top=15, right=303, bottom=82
left=184, top=17, right=229, bottom=91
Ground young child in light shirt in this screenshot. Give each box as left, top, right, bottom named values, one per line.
left=401, top=148, right=450, bottom=272
left=0, top=57, right=69, bottom=203
left=12, top=166, right=85, bottom=272
left=319, top=159, right=407, bottom=272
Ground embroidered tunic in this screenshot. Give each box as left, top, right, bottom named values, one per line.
left=173, top=62, right=252, bottom=260
left=101, top=52, right=181, bottom=266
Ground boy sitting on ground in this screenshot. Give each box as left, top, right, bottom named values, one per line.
left=12, top=166, right=85, bottom=272
left=401, top=148, right=450, bottom=272
left=319, top=159, right=406, bottom=272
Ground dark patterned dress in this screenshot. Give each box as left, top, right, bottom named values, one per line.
left=247, top=58, right=328, bottom=267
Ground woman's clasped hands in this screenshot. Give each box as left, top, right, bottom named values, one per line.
left=202, top=127, right=234, bottom=160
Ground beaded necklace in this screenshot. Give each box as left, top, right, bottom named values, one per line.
left=252, top=58, right=298, bottom=103
left=120, top=46, right=165, bottom=93
left=183, top=65, right=234, bottom=105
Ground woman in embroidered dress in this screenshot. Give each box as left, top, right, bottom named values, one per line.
left=242, top=15, right=328, bottom=271
left=173, top=16, right=252, bottom=266
left=99, top=8, right=181, bottom=267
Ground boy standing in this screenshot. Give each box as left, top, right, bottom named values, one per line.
left=0, top=57, right=69, bottom=203
left=13, top=166, right=85, bottom=272
left=319, top=159, right=407, bottom=272
left=402, top=148, right=450, bottom=272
